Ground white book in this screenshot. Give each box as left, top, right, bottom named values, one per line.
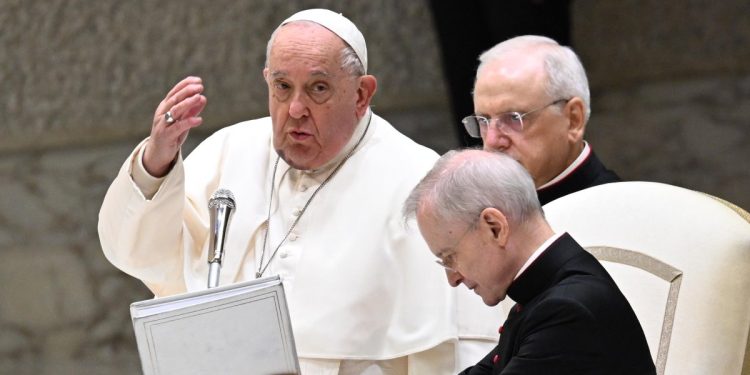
left=130, top=275, right=299, bottom=375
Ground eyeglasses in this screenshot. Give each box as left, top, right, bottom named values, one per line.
left=461, top=99, right=569, bottom=138
left=434, top=225, right=474, bottom=272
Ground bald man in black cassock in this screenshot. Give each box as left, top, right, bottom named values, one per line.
left=404, top=149, right=655, bottom=375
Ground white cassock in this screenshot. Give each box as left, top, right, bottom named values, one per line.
left=98, top=109, right=500, bottom=374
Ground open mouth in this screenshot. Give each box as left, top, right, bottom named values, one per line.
left=289, top=130, right=312, bottom=141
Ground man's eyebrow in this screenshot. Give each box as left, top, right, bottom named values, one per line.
left=269, top=70, right=331, bottom=79
left=475, top=107, right=519, bottom=118
left=269, top=70, right=287, bottom=78
left=309, top=70, right=330, bottom=77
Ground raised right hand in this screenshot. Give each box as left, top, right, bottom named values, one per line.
left=143, top=76, right=208, bottom=177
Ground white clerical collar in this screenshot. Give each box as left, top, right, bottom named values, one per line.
left=538, top=142, right=591, bottom=190
left=514, top=232, right=564, bottom=280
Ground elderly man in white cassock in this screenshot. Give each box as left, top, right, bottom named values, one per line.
left=98, top=8, right=498, bottom=374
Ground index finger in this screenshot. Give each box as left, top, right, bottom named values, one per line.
left=164, top=76, right=202, bottom=101
left=156, top=79, right=204, bottom=117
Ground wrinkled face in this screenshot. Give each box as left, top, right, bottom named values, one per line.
left=473, top=55, right=576, bottom=187
left=264, top=23, right=362, bottom=170
left=416, top=208, right=514, bottom=306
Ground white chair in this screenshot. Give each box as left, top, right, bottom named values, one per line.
left=543, top=181, right=750, bottom=375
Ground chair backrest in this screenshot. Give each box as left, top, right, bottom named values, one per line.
left=543, top=181, right=750, bottom=375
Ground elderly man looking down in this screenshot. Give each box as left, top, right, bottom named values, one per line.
left=464, top=35, right=620, bottom=205
left=98, top=8, right=497, bottom=374
left=403, top=149, right=655, bottom=374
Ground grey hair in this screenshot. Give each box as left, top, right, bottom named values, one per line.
left=476, top=35, right=591, bottom=123
left=265, top=20, right=365, bottom=77
left=403, top=149, right=542, bottom=229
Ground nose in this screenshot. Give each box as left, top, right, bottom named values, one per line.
left=482, top=124, right=511, bottom=152
left=288, top=92, right=309, bottom=119
left=446, top=269, right=464, bottom=287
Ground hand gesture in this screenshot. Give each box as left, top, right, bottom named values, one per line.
left=144, top=76, right=207, bottom=177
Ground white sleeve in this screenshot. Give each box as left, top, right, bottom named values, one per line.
left=130, top=140, right=167, bottom=200
left=97, top=138, right=205, bottom=297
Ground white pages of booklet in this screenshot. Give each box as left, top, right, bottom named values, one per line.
left=130, top=275, right=299, bottom=375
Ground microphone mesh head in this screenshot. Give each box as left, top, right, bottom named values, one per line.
left=209, top=188, right=236, bottom=208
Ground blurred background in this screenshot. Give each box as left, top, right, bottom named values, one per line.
left=1, top=0, right=748, bottom=373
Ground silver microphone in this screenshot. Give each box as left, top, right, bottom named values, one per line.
left=207, top=188, right=236, bottom=288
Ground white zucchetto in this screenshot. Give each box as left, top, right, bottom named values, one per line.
left=281, top=8, right=368, bottom=73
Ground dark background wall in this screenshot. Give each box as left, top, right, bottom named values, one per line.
left=1, top=1, right=747, bottom=373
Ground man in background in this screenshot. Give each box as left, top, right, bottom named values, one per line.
left=463, top=35, right=619, bottom=205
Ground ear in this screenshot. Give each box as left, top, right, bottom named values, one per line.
left=355, top=75, right=378, bottom=117
left=262, top=67, right=270, bottom=83
left=564, top=97, right=587, bottom=143
left=480, top=207, right=510, bottom=248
